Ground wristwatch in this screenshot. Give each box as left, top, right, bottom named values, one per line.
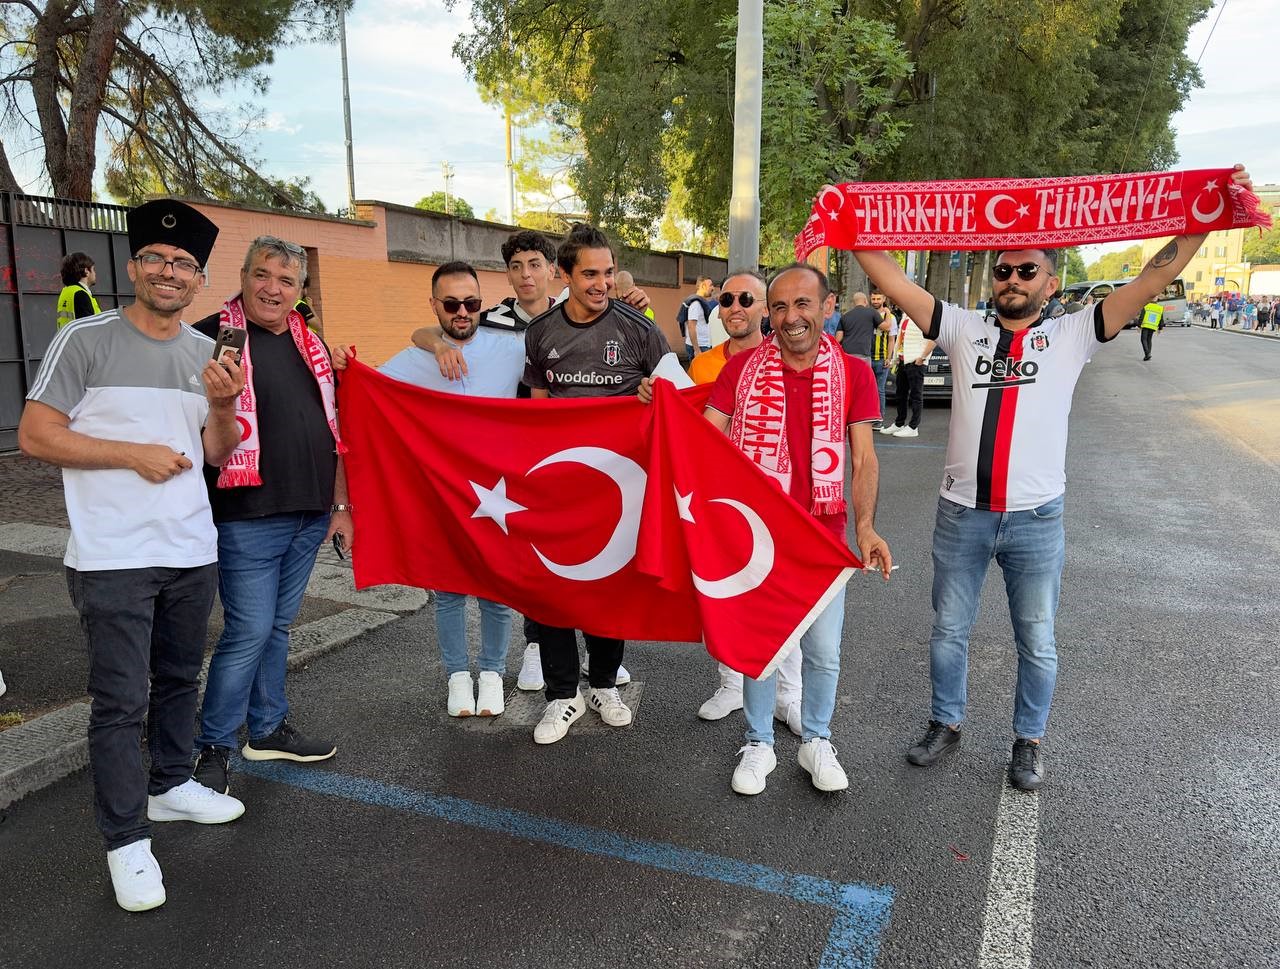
left=331, top=504, right=353, bottom=513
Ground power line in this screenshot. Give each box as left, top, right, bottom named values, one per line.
left=1194, top=0, right=1228, bottom=66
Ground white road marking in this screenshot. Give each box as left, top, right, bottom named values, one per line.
left=977, top=777, right=1040, bottom=969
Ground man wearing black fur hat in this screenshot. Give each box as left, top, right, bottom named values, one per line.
left=18, top=199, right=247, bottom=913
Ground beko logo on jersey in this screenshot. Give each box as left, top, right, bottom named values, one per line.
left=545, top=370, right=624, bottom=386
left=971, top=355, right=1038, bottom=389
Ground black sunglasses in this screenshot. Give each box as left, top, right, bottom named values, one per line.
left=437, top=297, right=484, bottom=314
left=718, top=291, right=757, bottom=309
left=992, top=262, right=1046, bottom=282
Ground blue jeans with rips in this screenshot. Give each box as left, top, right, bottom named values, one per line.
left=743, top=593, right=846, bottom=745
left=434, top=592, right=512, bottom=676
left=197, top=512, right=329, bottom=749
left=928, top=495, right=1065, bottom=739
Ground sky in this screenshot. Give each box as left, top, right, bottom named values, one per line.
left=8, top=0, right=1278, bottom=250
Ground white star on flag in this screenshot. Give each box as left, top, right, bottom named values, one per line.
left=470, top=477, right=527, bottom=535
left=675, top=488, right=696, bottom=523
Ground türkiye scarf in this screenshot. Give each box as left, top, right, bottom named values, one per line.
left=215, top=295, right=344, bottom=488
left=728, top=333, right=847, bottom=516
left=794, top=168, right=1272, bottom=259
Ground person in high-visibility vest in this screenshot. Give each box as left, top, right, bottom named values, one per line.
left=56, top=252, right=101, bottom=328
left=1140, top=301, right=1163, bottom=360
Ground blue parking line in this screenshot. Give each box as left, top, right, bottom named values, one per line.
left=240, top=759, right=894, bottom=968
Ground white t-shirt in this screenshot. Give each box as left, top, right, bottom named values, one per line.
left=378, top=327, right=525, bottom=398
left=26, top=310, right=218, bottom=570
left=930, top=301, right=1110, bottom=512
left=687, top=300, right=711, bottom=348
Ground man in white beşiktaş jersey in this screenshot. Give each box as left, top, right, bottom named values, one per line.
left=850, top=163, right=1254, bottom=791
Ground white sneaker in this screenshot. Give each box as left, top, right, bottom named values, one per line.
left=580, top=654, right=631, bottom=686
left=798, top=738, right=849, bottom=792
left=878, top=423, right=901, bottom=435
left=893, top=426, right=919, bottom=438
left=0, top=668, right=6, bottom=698
left=107, top=839, right=165, bottom=912
left=147, top=779, right=245, bottom=824
left=476, top=670, right=505, bottom=717
left=698, top=686, right=744, bottom=721
left=731, top=743, right=777, bottom=795
left=774, top=697, right=802, bottom=737
left=517, top=643, right=544, bottom=691
left=586, top=686, right=633, bottom=727
left=534, top=691, right=585, bottom=744
left=447, top=671, right=475, bottom=717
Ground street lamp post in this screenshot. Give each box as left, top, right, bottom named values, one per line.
left=727, top=0, right=763, bottom=272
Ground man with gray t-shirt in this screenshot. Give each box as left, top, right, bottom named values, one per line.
left=18, top=200, right=246, bottom=913
left=522, top=224, right=668, bottom=745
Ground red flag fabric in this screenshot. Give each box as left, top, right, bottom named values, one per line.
left=795, top=168, right=1272, bottom=260
left=338, top=361, right=860, bottom=678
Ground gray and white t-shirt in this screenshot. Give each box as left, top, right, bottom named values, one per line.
left=523, top=299, right=668, bottom=398
left=27, top=309, right=218, bottom=570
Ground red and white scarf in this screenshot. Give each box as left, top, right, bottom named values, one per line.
left=728, top=334, right=847, bottom=516
left=214, top=295, right=344, bottom=489
left=796, top=167, right=1272, bottom=259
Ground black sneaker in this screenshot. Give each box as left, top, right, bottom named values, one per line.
left=241, top=720, right=336, bottom=763
left=906, top=720, right=961, bottom=766
left=1009, top=738, right=1044, bottom=791
left=192, top=745, right=233, bottom=794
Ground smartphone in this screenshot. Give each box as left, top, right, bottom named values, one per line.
left=211, top=326, right=246, bottom=367
left=331, top=533, right=346, bottom=560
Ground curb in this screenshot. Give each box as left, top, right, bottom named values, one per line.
left=1189, top=320, right=1278, bottom=339
left=0, top=581, right=413, bottom=810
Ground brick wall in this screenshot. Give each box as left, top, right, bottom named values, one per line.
left=184, top=200, right=691, bottom=365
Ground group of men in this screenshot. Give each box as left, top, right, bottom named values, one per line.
left=17, top=163, right=1252, bottom=915
left=20, top=200, right=350, bottom=913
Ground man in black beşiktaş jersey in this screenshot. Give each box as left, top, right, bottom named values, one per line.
left=850, top=163, right=1255, bottom=792
left=523, top=224, right=669, bottom=744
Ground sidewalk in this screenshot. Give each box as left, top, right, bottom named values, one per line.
left=0, top=451, right=429, bottom=808
left=1189, top=319, right=1279, bottom=339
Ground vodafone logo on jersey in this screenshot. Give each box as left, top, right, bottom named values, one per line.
left=971, top=355, right=1038, bottom=389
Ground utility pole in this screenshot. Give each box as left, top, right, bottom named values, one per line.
left=442, top=161, right=455, bottom=216
left=505, top=104, right=516, bottom=224
left=727, top=0, right=763, bottom=272
left=339, top=6, right=356, bottom=216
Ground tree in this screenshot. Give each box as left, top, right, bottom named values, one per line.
left=1060, top=247, right=1087, bottom=285
left=415, top=191, right=475, bottom=220
left=1243, top=225, right=1280, bottom=266
left=0, top=1, right=351, bottom=207
left=1086, top=243, right=1144, bottom=280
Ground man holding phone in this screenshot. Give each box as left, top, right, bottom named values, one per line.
left=18, top=199, right=246, bottom=912
left=190, top=236, right=352, bottom=799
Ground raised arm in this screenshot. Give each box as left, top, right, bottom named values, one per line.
left=1101, top=164, right=1253, bottom=338
left=849, top=251, right=936, bottom=336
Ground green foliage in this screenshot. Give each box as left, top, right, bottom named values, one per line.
left=1242, top=225, right=1280, bottom=266
left=0, top=0, right=352, bottom=206
left=1060, top=247, right=1088, bottom=284
left=415, top=192, right=475, bottom=219
left=1086, top=244, right=1144, bottom=280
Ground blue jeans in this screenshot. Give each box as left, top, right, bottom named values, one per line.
left=871, top=360, right=889, bottom=420
left=435, top=592, right=512, bottom=676
left=198, top=512, right=329, bottom=749
left=743, top=594, right=845, bottom=745
left=928, top=495, right=1065, bottom=739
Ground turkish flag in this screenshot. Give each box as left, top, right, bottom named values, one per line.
left=338, top=361, right=860, bottom=678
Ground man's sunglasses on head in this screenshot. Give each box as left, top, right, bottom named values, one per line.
left=437, top=297, right=484, bottom=314
left=992, top=262, right=1047, bottom=282
left=718, top=291, right=757, bottom=308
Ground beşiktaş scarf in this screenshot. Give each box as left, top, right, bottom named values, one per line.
left=215, top=294, right=344, bottom=488
left=795, top=167, right=1272, bottom=259
left=728, top=334, right=847, bottom=516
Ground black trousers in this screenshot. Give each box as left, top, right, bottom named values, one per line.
left=1140, top=327, right=1154, bottom=358
left=523, top=614, right=540, bottom=646
left=67, top=563, right=218, bottom=850
left=538, top=626, right=623, bottom=700
left=894, top=362, right=925, bottom=428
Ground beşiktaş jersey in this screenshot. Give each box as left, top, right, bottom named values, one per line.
left=479, top=296, right=555, bottom=332
left=26, top=309, right=218, bottom=570
left=523, top=298, right=669, bottom=398
left=926, top=299, right=1112, bottom=512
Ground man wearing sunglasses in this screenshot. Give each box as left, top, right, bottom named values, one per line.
left=849, top=163, right=1254, bottom=793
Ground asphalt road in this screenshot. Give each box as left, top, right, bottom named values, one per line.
left=2, top=323, right=1277, bottom=969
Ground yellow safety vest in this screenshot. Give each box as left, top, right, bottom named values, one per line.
left=1140, top=303, right=1163, bottom=330
left=56, top=284, right=101, bottom=329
